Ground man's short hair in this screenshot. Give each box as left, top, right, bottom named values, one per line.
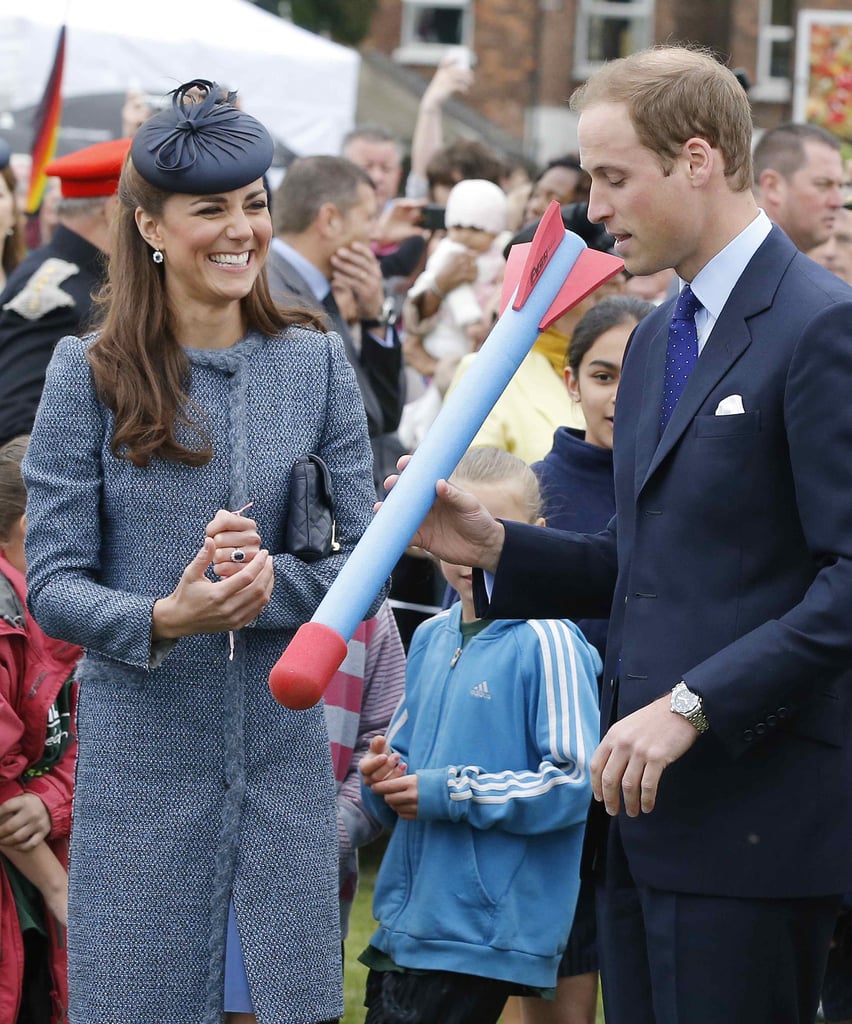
left=753, top=122, right=841, bottom=183
left=570, top=46, right=754, bottom=193
left=56, top=195, right=109, bottom=220
left=341, top=124, right=402, bottom=159
left=273, top=156, right=375, bottom=235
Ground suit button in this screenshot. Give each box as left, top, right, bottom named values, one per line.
left=766, top=715, right=778, bottom=727
left=754, top=722, right=766, bottom=735
left=743, top=729, right=754, bottom=742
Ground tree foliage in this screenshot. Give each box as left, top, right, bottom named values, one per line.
left=248, top=0, right=379, bottom=46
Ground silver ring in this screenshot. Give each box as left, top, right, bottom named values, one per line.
left=230, top=549, right=246, bottom=563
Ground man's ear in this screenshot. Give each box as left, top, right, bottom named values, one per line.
left=683, top=137, right=714, bottom=187
left=317, top=201, right=342, bottom=241
left=135, top=207, right=163, bottom=251
left=757, top=168, right=785, bottom=206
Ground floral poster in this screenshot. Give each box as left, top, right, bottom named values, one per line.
left=795, top=10, right=852, bottom=144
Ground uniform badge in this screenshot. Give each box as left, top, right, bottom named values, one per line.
left=3, top=258, right=80, bottom=320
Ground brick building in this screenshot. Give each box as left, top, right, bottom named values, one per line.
left=360, top=0, right=851, bottom=165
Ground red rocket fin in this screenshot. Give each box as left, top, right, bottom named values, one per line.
left=537, top=248, right=625, bottom=329
left=510, top=201, right=566, bottom=311
left=499, top=200, right=624, bottom=320
left=500, top=241, right=530, bottom=315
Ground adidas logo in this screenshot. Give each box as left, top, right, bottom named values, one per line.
left=470, top=681, right=491, bottom=700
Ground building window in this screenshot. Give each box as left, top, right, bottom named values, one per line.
left=754, top=0, right=793, bottom=99
left=395, top=0, right=474, bottom=65
left=575, top=0, right=654, bottom=77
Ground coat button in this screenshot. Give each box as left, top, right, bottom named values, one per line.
left=755, top=722, right=766, bottom=735
left=766, top=714, right=777, bottom=727
left=743, top=729, right=754, bottom=742
left=777, top=706, right=788, bottom=718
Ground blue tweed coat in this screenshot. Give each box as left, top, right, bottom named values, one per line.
left=23, top=327, right=379, bottom=1024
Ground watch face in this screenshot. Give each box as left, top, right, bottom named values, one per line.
left=672, top=686, right=699, bottom=714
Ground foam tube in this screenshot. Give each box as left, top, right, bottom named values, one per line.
left=270, top=224, right=588, bottom=709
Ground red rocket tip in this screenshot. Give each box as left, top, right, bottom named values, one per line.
left=269, top=621, right=349, bottom=710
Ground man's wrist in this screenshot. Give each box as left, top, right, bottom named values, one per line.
left=481, top=519, right=507, bottom=576
left=670, top=681, right=709, bottom=734
left=362, top=297, right=398, bottom=330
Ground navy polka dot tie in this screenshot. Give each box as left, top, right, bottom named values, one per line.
left=660, top=284, right=702, bottom=431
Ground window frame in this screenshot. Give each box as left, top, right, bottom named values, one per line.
left=394, top=0, right=474, bottom=66
left=752, top=0, right=794, bottom=101
left=574, top=0, right=655, bottom=79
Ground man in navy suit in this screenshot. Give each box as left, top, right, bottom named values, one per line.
left=391, top=46, right=852, bottom=1023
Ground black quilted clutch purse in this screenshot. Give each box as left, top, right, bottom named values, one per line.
left=284, top=454, right=341, bottom=562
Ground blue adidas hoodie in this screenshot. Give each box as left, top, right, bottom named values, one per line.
left=362, top=603, right=601, bottom=988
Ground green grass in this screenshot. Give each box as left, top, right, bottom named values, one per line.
left=342, top=845, right=377, bottom=1022
left=343, top=841, right=605, bottom=1023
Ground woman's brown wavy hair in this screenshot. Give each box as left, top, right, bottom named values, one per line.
left=88, top=158, right=324, bottom=467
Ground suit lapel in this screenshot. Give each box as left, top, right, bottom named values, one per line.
left=269, top=251, right=354, bottom=348
left=632, top=314, right=669, bottom=497
left=637, top=228, right=795, bottom=496
left=266, top=251, right=314, bottom=307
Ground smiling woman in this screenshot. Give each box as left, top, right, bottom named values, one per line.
left=135, top=182, right=274, bottom=322
left=21, top=80, right=377, bottom=1024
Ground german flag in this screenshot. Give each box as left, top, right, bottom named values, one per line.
left=25, top=24, right=66, bottom=215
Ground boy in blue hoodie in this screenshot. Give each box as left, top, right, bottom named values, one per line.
left=360, top=447, right=601, bottom=1024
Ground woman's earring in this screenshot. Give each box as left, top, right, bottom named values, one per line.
left=152, top=249, right=164, bottom=264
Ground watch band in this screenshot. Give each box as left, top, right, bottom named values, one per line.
left=362, top=297, right=398, bottom=330
left=682, top=700, right=710, bottom=734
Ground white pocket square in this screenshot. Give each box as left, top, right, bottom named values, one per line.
left=715, top=394, right=745, bottom=416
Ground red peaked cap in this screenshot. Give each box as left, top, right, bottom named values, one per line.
left=45, top=137, right=132, bottom=198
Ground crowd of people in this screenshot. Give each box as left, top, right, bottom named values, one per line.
left=0, top=42, right=849, bottom=1024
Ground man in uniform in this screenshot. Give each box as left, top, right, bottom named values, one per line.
left=0, top=137, right=130, bottom=445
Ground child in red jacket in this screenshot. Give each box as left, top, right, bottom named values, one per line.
left=0, top=437, right=79, bottom=1024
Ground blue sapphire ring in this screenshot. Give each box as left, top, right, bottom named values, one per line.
left=230, top=548, right=246, bottom=563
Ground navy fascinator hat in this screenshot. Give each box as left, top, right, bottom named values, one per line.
left=130, top=79, right=274, bottom=194
left=0, top=139, right=11, bottom=172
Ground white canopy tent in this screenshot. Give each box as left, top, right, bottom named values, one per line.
left=0, top=0, right=359, bottom=162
